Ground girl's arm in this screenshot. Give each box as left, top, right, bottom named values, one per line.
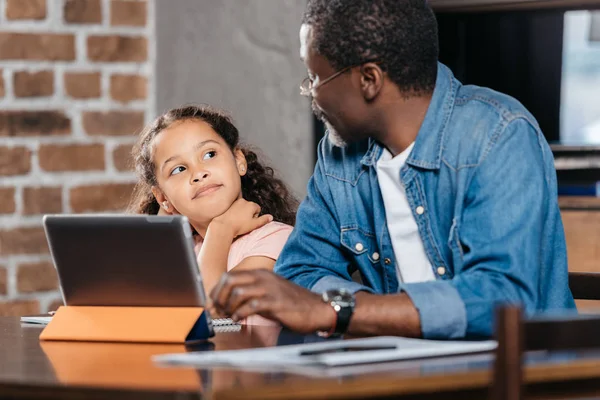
left=197, top=221, right=235, bottom=295
left=231, top=256, right=275, bottom=272
left=197, top=198, right=272, bottom=295
left=198, top=223, right=277, bottom=295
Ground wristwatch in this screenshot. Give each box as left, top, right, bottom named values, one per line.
left=319, top=289, right=355, bottom=337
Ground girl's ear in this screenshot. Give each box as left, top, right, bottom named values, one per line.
left=234, top=148, right=248, bottom=177
left=151, top=186, right=174, bottom=213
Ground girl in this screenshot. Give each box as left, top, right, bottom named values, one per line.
left=129, top=105, right=297, bottom=313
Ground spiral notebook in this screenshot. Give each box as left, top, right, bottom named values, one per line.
left=21, top=315, right=241, bottom=331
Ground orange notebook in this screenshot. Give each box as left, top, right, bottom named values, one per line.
left=39, top=306, right=213, bottom=344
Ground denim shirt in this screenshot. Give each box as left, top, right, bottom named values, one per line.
left=274, top=63, right=575, bottom=339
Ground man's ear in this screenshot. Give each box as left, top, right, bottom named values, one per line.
left=152, top=186, right=174, bottom=213
left=234, top=148, right=248, bottom=177
left=360, top=62, right=384, bottom=102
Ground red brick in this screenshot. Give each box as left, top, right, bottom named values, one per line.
left=23, top=187, right=62, bottom=215
left=87, top=36, right=147, bottom=62
left=17, top=261, right=58, bottom=293
left=0, top=33, right=75, bottom=61
left=64, top=72, right=101, bottom=99
left=38, top=144, right=105, bottom=172
left=111, top=0, right=146, bottom=26
left=0, top=267, right=6, bottom=296
left=112, top=144, right=134, bottom=171
left=63, top=0, right=102, bottom=24
left=13, top=70, right=53, bottom=98
left=0, top=111, right=71, bottom=137
left=83, top=111, right=144, bottom=136
left=110, top=74, right=146, bottom=103
left=70, top=183, right=135, bottom=212
left=0, top=147, right=31, bottom=176
left=6, top=0, right=46, bottom=20
left=0, top=187, right=16, bottom=214
left=0, top=226, right=49, bottom=255
left=0, top=300, right=39, bottom=316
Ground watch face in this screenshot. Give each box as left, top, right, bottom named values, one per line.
left=324, top=289, right=355, bottom=307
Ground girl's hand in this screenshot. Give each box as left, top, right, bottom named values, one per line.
left=212, top=199, right=273, bottom=238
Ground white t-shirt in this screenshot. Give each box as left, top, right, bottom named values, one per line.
left=376, top=143, right=436, bottom=284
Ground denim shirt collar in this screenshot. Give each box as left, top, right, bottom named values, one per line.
left=361, top=63, right=457, bottom=170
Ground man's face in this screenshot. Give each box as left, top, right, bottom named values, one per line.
left=300, top=24, right=370, bottom=147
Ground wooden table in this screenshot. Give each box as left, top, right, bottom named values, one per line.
left=558, top=196, right=600, bottom=310
left=3, top=317, right=600, bottom=400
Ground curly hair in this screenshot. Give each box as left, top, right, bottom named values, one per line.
left=303, top=0, right=438, bottom=96
left=128, top=104, right=298, bottom=226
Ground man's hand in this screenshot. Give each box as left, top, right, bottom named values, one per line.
left=209, top=269, right=336, bottom=334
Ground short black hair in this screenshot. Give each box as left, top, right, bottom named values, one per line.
left=303, top=0, right=439, bottom=95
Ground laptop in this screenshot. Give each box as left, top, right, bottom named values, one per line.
left=43, top=214, right=207, bottom=309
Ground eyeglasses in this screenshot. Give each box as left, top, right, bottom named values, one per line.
left=300, top=61, right=382, bottom=97
left=300, top=65, right=355, bottom=97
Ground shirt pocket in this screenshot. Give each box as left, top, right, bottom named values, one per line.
left=340, top=227, right=380, bottom=264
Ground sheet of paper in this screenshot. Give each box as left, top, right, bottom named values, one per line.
left=283, top=352, right=494, bottom=378
left=153, top=336, right=497, bottom=368
left=20, top=316, right=52, bottom=325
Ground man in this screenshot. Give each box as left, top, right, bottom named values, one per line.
left=210, top=0, right=575, bottom=339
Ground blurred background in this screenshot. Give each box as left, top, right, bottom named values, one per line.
left=2, top=0, right=600, bottom=315
left=0, top=0, right=311, bottom=315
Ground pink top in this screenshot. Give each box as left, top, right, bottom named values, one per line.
left=195, top=221, right=293, bottom=325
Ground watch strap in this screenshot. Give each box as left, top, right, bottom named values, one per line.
left=334, top=303, right=353, bottom=335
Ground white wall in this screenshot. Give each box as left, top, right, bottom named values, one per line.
left=156, top=0, right=313, bottom=197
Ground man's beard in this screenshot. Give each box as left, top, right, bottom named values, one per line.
left=312, top=100, right=348, bottom=148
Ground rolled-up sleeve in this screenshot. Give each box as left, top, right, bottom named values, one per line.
left=401, top=280, right=467, bottom=339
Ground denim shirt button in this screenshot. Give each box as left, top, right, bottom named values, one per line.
left=416, top=206, right=425, bottom=215
left=384, top=258, right=392, bottom=265
left=437, top=266, right=446, bottom=276
left=355, top=243, right=364, bottom=252
left=372, top=252, right=380, bottom=261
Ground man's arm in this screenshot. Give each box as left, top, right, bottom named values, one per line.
left=211, top=119, right=552, bottom=339
left=274, top=137, right=373, bottom=295
left=425, top=118, right=552, bottom=338
left=348, top=292, right=421, bottom=337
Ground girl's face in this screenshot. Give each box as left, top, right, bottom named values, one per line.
left=151, top=119, right=246, bottom=226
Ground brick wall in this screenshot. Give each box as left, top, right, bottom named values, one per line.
left=0, top=0, right=155, bottom=315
